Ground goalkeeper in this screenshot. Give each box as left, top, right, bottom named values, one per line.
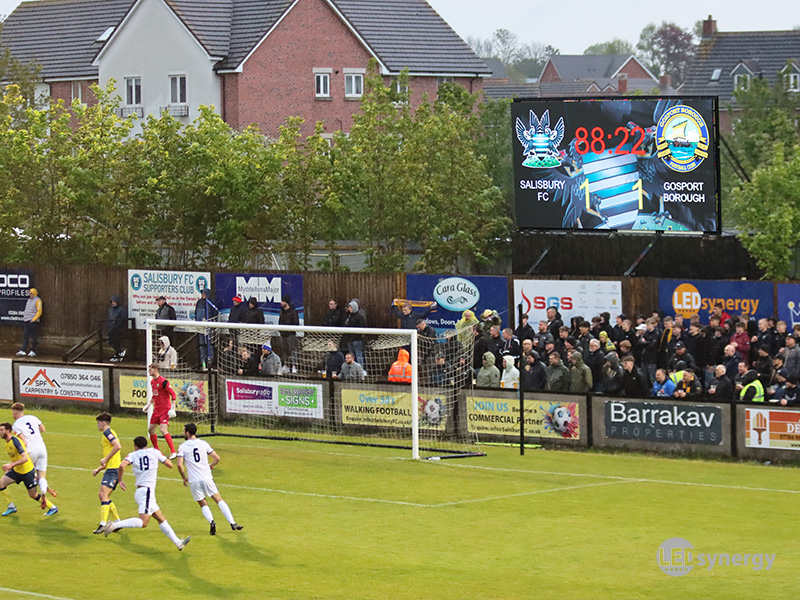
left=143, top=364, right=178, bottom=459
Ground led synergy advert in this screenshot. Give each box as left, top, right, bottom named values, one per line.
left=511, top=97, right=719, bottom=232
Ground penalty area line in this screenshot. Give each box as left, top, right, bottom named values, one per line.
left=0, top=587, right=79, bottom=600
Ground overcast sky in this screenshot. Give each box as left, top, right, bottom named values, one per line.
left=1, top=0, right=797, bottom=55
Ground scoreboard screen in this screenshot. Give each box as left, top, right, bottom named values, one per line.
left=511, top=97, right=720, bottom=232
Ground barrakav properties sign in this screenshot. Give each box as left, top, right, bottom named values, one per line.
left=605, top=400, right=722, bottom=445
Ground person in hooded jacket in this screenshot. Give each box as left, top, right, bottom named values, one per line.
left=156, top=336, right=178, bottom=370
left=243, top=297, right=264, bottom=325
left=342, top=300, right=366, bottom=371
left=568, top=351, right=593, bottom=393
left=476, top=352, right=500, bottom=388
left=739, top=368, right=765, bottom=402
left=388, top=348, right=412, bottom=383
left=106, top=295, right=128, bottom=362
left=500, top=356, right=519, bottom=389
left=602, top=352, right=624, bottom=395
left=455, top=310, right=479, bottom=349
left=520, top=351, right=547, bottom=392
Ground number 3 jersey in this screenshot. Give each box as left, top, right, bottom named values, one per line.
left=13, top=415, right=45, bottom=455
left=125, top=448, right=167, bottom=488
left=177, top=439, right=214, bottom=483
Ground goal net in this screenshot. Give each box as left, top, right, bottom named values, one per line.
left=146, top=319, right=482, bottom=459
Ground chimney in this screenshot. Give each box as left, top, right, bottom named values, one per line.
left=702, top=15, right=717, bottom=38
left=660, top=74, right=672, bottom=89
left=617, top=73, right=628, bottom=94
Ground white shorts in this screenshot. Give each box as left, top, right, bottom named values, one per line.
left=27, top=447, right=47, bottom=472
left=189, top=479, right=219, bottom=501
left=134, top=486, right=160, bottom=516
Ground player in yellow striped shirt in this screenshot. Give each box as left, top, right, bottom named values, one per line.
left=0, top=422, right=57, bottom=516
left=91, top=413, right=122, bottom=533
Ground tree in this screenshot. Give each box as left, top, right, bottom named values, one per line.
left=466, top=31, right=558, bottom=81
left=636, top=22, right=695, bottom=85
left=583, top=38, right=634, bottom=55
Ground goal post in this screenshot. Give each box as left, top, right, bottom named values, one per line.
left=145, top=318, right=481, bottom=459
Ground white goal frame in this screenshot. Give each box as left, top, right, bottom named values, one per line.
left=146, top=319, right=423, bottom=459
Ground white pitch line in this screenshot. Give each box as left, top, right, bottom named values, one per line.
left=0, top=587, right=79, bottom=600
left=429, top=479, right=641, bottom=507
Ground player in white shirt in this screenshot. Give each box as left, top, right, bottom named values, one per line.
left=176, top=423, right=243, bottom=535
left=11, top=403, right=57, bottom=509
left=103, top=436, right=190, bottom=550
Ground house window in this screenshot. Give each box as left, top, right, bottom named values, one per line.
left=710, top=68, right=722, bottom=81
left=786, top=73, right=800, bottom=92
left=125, top=77, right=142, bottom=105
left=437, top=76, right=454, bottom=87
left=71, top=81, right=82, bottom=103
left=734, top=73, right=750, bottom=91
left=315, top=73, right=330, bottom=97
left=394, top=79, right=408, bottom=94
left=345, top=73, right=363, bottom=97
left=170, top=75, right=187, bottom=104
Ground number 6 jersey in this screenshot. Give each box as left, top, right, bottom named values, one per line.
left=176, top=438, right=214, bottom=483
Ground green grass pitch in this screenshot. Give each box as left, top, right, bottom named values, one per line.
left=1, top=410, right=798, bottom=600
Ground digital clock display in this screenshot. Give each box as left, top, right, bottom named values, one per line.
left=511, top=97, right=719, bottom=233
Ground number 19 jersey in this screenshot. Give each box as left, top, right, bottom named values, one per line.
left=124, top=448, right=167, bottom=488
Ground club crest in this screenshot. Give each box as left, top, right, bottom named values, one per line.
left=515, top=109, right=565, bottom=168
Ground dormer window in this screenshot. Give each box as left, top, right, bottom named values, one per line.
left=781, top=62, right=800, bottom=92
left=710, top=68, right=722, bottom=81
left=735, top=73, right=750, bottom=90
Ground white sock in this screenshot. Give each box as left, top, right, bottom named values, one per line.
left=218, top=500, right=235, bottom=525
left=38, top=477, right=48, bottom=496
left=159, top=520, right=182, bottom=547
left=201, top=505, right=213, bottom=523
left=115, top=517, right=144, bottom=529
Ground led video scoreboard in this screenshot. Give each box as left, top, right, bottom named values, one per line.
left=511, top=97, right=720, bottom=232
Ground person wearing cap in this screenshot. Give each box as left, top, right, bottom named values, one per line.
left=637, top=317, right=660, bottom=387
left=667, top=341, right=696, bottom=373
left=767, top=368, right=789, bottom=401
left=513, top=314, right=534, bottom=344
left=228, top=295, right=247, bottom=325
left=106, top=295, right=128, bottom=362
left=779, top=376, right=798, bottom=405
left=155, top=295, right=177, bottom=341
left=258, top=344, right=282, bottom=377
left=17, top=288, right=43, bottom=357
left=243, top=297, right=265, bottom=325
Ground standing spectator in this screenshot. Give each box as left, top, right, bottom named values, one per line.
left=576, top=322, right=595, bottom=358
left=390, top=300, right=436, bottom=330
left=667, top=341, right=696, bottom=373
left=479, top=309, right=502, bottom=333
left=568, top=351, right=592, bottom=393
left=739, top=369, right=764, bottom=402
left=228, top=295, right=248, bottom=324
left=730, top=320, right=751, bottom=362
left=258, top=344, right=282, bottom=377
left=712, top=302, right=732, bottom=328
left=156, top=336, right=178, bottom=370
left=546, top=306, right=563, bottom=340
left=520, top=351, right=546, bottom=392
left=779, top=376, right=798, bottom=405
left=486, top=325, right=503, bottom=366
left=639, top=318, right=659, bottom=387
left=415, top=319, right=437, bottom=367
left=340, top=352, right=365, bottom=381
left=195, top=289, right=219, bottom=371
left=428, top=354, right=449, bottom=387
left=707, top=364, right=734, bottom=400
left=154, top=296, right=177, bottom=341
left=476, top=352, right=500, bottom=388
left=341, top=300, right=366, bottom=372
left=277, top=295, right=299, bottom=374
left=751, top=318, right=777, bottom=357
left=620, top=356, right=647, bottom=397
left=782, top=334, right=800, bottom=379
left=322, top=340, right=345, bottom=379
left=545, top=352, right=570, bottom=392
left=243, top=296, right=264, bottom=324
left=514, top=314, right=535, bottom=344
left=18, top=288, right=42, bottom=357
left=534, top=320, right=554, bottom=350
left=499, top=328, right=521, bottom=366
left=106, top=295, right=128, bottom=362
left=323, top=299, right=344, bottom=328
left=585, top=339, right=605, bottom=392
left=455, top=310, right=479, bottom=349
left=722, top=344, right=741, bottom=382
left=601, top=352, right=624, bottom=395
left=388, top=349, right=412, bottom=383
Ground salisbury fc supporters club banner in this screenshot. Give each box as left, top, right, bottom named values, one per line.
left=0, top=269, right=34, bottom=325
left=466, top=397, right=580, bottom=439
left=777, top=283, right=800, bottom=328
left=118, top=375, right=209, bottom=414
left=746, top=408, right=800, bottom=451
left=513, top=279, right=622, bottom=328
left=128, top=269, right=211, bottom=329
left=19, top=365, right=104, bottom=402
left=405, top=275, right=508, bottom=334
left=215, top=273, right=304, bottom=326
left=226, top=379, right=322, bottom=419
left=605, top=400, right=722, bottom=445
left=659, top=279, right=773, bottom=324
left=340, top=389, right=447, bottom=431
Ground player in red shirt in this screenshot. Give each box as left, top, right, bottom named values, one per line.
left=143, top=363, right=178, bottom=459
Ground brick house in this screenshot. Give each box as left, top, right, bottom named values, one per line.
left=682, top=16, right=800, bottom=132
left=0, top=0, right=489, bottom=134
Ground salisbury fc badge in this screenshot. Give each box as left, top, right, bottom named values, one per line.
left=655, top=105, right=709, bottom=173
left=515, top=109, right=565, bottom=168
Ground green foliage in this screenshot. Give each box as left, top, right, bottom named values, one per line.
left=636, top=21, right=695, bottom=85
left=583, top=38, right=634, bottom=55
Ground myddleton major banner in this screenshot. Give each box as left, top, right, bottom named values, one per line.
left=659, top=279, right=773, bottom=325
left=215, top=273, right=304, bottom=326
left=466, top=396, right=580, bottom=439
left=128, top=269, right=211, bottom=330
left=746, top=407, right=800, bottom=451
left=513, top=279, right=622, bottom=328
left=226, top=379, right=323, bottom=419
